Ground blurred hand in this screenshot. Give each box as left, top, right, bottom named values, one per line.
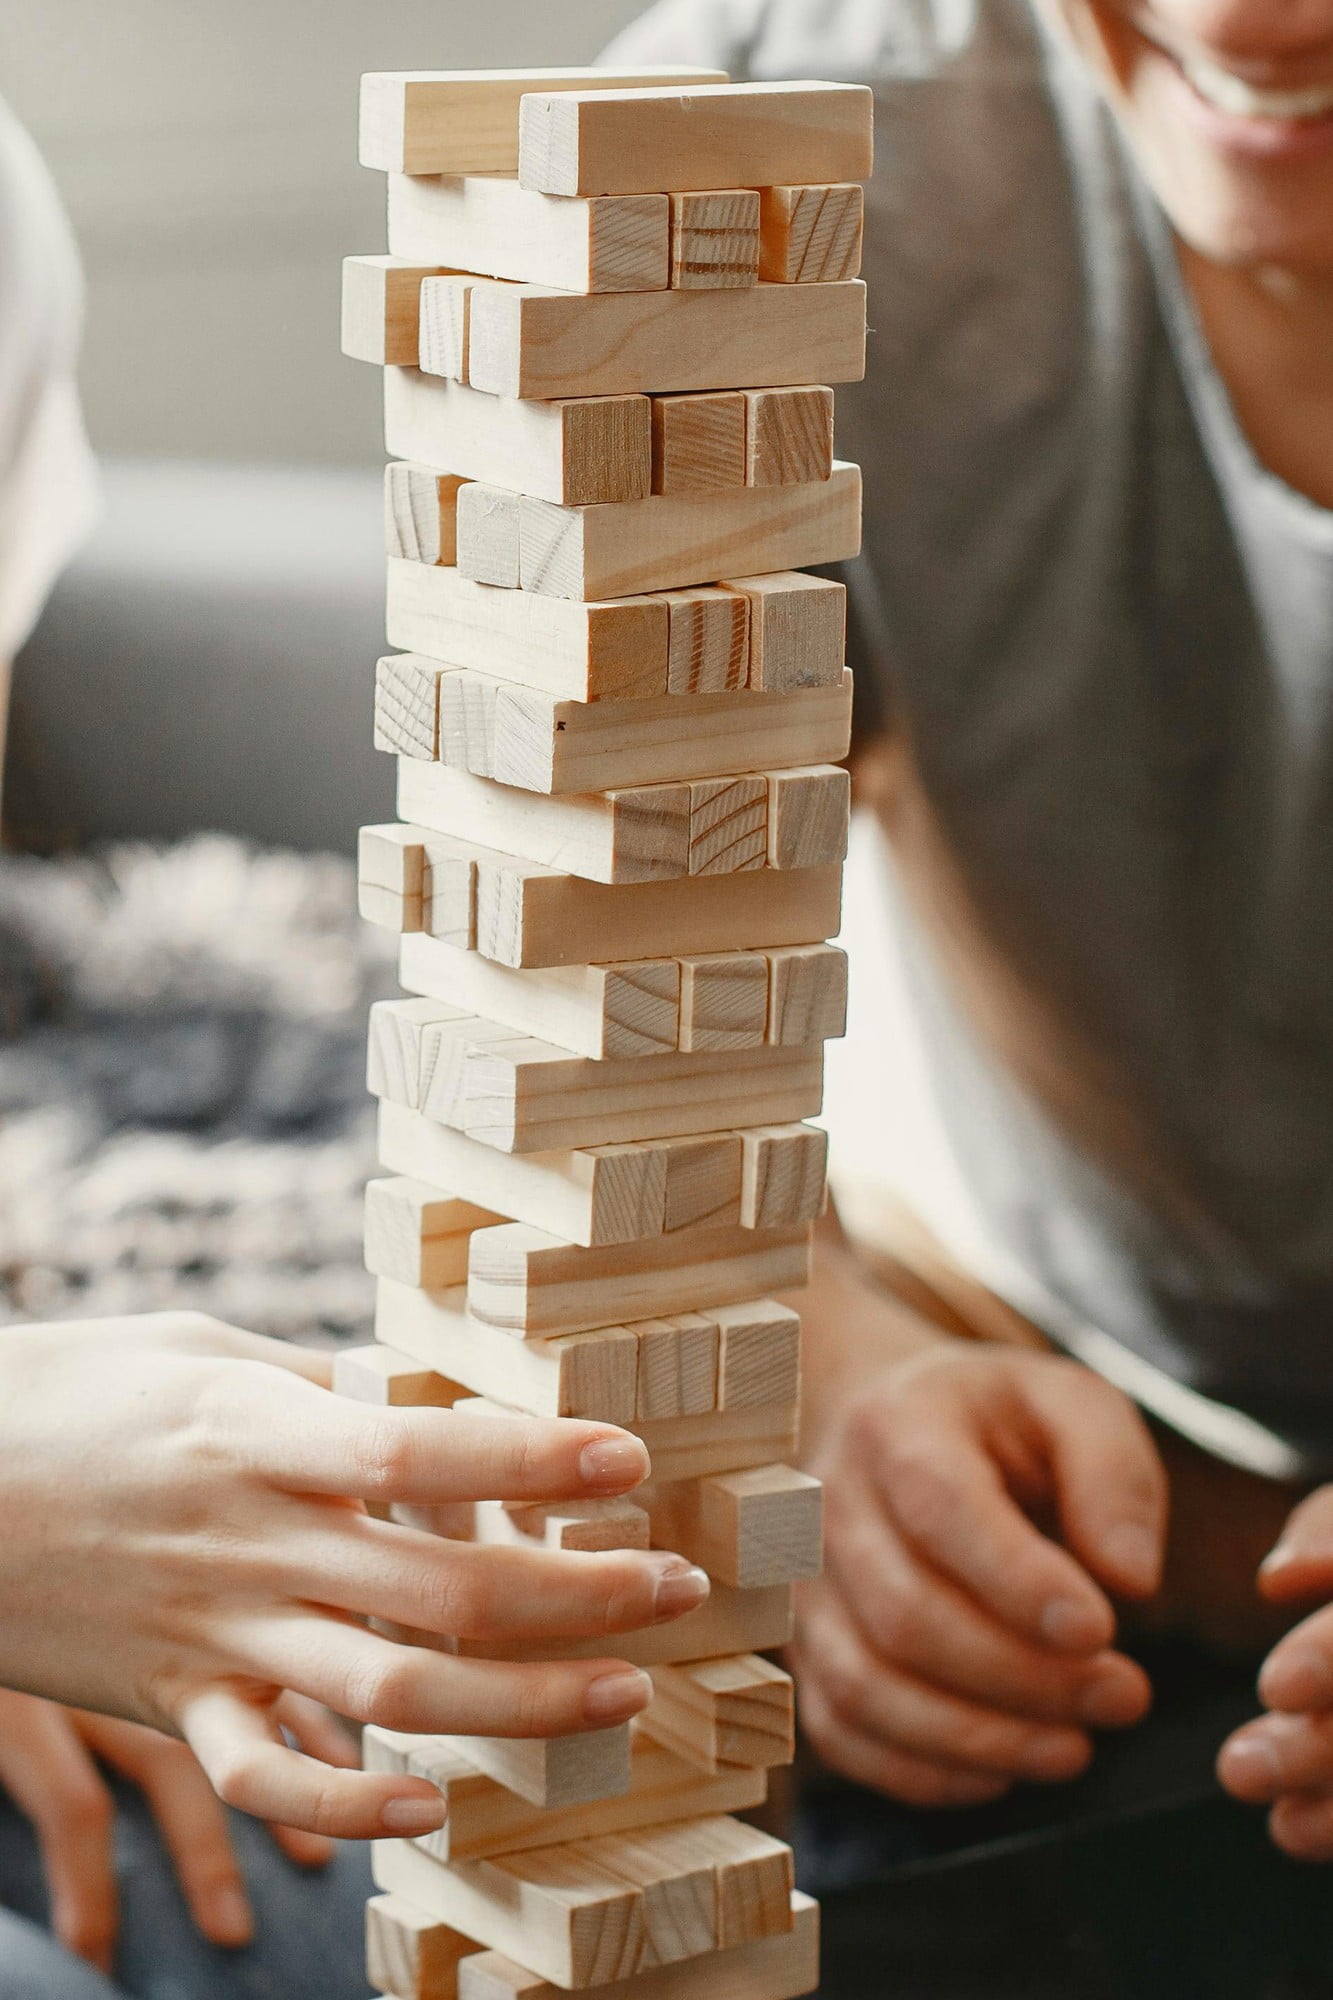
left=791, top=1343, right=1164, bottom=1804
left=0, top=1689, right=353, bottom=1970
left=0, top=1313, right=707, bottom=1842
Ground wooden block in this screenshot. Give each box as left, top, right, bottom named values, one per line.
left=516, top=466, right=861, bottom=602
left=721, top=573, right=846, bottom=693
left=333, top=1342, right=460, bottom=1409
left=368, top=998, right=464, bottom=1107
left=739, top=1124, right=829, bottom=1230
left=678, top=953, right=770, bottom=1052
left=744, top=387, right=834, bottom=488
left=687, top=778, right=767, bottom=877
left=360, top=68, right=730, bottom=176
left=414, top=275, right=476, bottom=380
left=385, top=371, right=653, bottom=511
left=401, top=932, right=680, bottom=1062
left=445, top=1727, right=631, bottom=1811
left=466, top=279, right=868, bottom=400
left=378, top=1102, right=670, bottom=1250
left=635, top=1314, right=719, bottom=1420
left=386, top=557, right=667, bottom=701
left=376, top=653, right=444, bottom=760
left=389, top=174, right=669, bottom=295
left=470, top=856, right=843, bottom=970
left=646, top=1465, right=823, bottom=1588
left=670, top=189, right=759, bottom=289
left=342, top=255, right=449, bottom=367
left=399, top=763, right=689, bottom=889
left=643, top=1657, right=795, bottom=1775
left=766, top=765, right=850, bottom=870
left=365, top=1176, right=506, bottom=1291
left=650, top=395, right=747, bottom=496
left=662, top=587, right=749, bottom=693
left=434, top=669, right=854, bottom=795
left=456, top=1890, right=818, bottom=2000
left=677, top=1818, right=795, bottom=1949
left=366, top=1892, right=477, bottom=2000
left=456, top=484, right=522, bottom=587
left=760, top=182, right=864, bottom=282
left=712, top=1300, right=802, bottom=1412
left=577, top=1824, right=716, bottom=1966
left=766, top=944, right=848, bottom=1046
left=377, top=1279, right=639, bottom=1423
left=482, top=1498, right=652, bottom=1553
left=360, top=822, right=426, bottom=931
left=660, top=1136, right=744, bottom=1234
left=467, top=1220, right=812, bottom=1336
left=386, top=463, right=468, bottom=567
left=518, top=83, right=874, bottom=198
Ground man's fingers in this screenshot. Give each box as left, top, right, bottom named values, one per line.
left=1268, top=1792, right=1333, bottom=1863
left=795, top=1676, right=1013, bottom=1809
left=1258, top=1604, right=1333, bottom=1713
left=0, top=1697, right=118, bottom=1972
left=1259, top=1489, right=1333, bottom=1602
left=1020, top=1365, right=1168, bottom=1600
left=1219, top=1711, right=1333, bottom=1804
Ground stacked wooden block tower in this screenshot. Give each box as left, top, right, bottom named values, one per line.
left=336, top=63, right=870, bottom=2000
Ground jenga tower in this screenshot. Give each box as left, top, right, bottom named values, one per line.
left=336, top=65, right=871, bottom=2000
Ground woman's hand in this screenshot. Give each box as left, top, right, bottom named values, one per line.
left=0, top=1690, right=352, bottom=1970
left=0, top=1313, right=707, bottom=1841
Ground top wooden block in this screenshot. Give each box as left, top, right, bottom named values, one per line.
left=360, top=67, right=729, bottom=174
left=519, top=82, right=874, bottom=196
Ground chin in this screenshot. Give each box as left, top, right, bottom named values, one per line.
left=1131, top=139, right=1333, bottom=272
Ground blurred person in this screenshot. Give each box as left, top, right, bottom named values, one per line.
left=603, top=0, right=1333, bottom=1861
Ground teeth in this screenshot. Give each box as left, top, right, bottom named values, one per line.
left=1182, top=53, right=1333, bottom=120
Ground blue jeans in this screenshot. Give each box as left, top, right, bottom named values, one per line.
left=0, top=1778, right=375, bottom=2000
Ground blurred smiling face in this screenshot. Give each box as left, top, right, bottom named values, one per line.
left=1037, top=2, right=1333, bottom=268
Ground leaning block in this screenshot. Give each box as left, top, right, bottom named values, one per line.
left=739, top=1123, right=829, bottom=1229
left=643, top=1657, right=796, bottom=1775
left=670, top=189, right=760, bottom=289
left=365, top=1176, right=506, bottom=1290
left=712, top=1299, right=803, bottom=1412
left=650, top=394, right=748, bottom=495
left=662, top=587, right=750, bottom=693
left=398, top=762, right=691, bottom=887
left=386, top=463, right=468, bottom=567
left=722, top=572, right=846, bottom=692
left=518, top=83, right=874, bottom=198
left=388, top=174, right=670, bottom=294
left=445, top=1727, right=632, bottom=1811
left=678, top=953, right=770, bottom=1052
left=687, top=778, right=768, bottom=877
left=765, top=943, right=849, bottom=1046
left=759, top=182, right=864, bottom=282
left=401, top=931, right=681, bottom=1061
left=766, top=766, right=851, bottom=870
left=744, top=387, right=834, bottom=488
left=342, top=255, right=449, bottom=367
left=646, top=1466, right=824, bottom=1588
left=334, top=1342, right=460, bottom=1409
left=366, top=1892, right=477, bottom=2000
left=456, top=484, right=522, bottom=587
left=376, top=653, right=444, bottom=759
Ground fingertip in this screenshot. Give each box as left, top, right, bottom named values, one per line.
left=577, top=1432, right=650, bottom=1494
left=201, top=1885, right=254, bottom=1949
left=1098, top=1522, right=1163, bottom=1599
left=1039, top=1590, right=1115, bottom=1656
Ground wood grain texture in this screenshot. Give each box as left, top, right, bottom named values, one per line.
left=455, top=484, right=522, bottom=587
left=669, top=189, right=759, bottom=289
left=466, top=279, right=868, bottom=400
left=635, top=1313, right=720, bottom=1420
left=401, top=930, right=680, bottom=1062
left=739, top=1123, right=829, bottom=1229
left=744, top=386, right=834, bottom=487
left=660, top=1135, right=744, bottom=1234
left=722, top=572, right=846, bottom=692
left=646, top=1465, right=823, bottom=1588
left=766, top=765, right=850, bottom=870
left=364, top=1177, right=505, bottom=1291
left=375, top=653, right=444, bottom=760
left=360, top=823, right=425, bottom=933
left=662, top=587, right=749, bottom=693
left=444, top=1727, right=632, bottom=1812
left=650, top=394, right=747, bottom=495
left=415, top=275, right=475, bottom=380
left=386, top=463, right=467, bottom=567
left=765, top=944, right=849, bottom=1046
left=333, top=1341, right=461, bottom=1409
left=342, top=255, right=448, bottom=366
left=388, top=174, right=669, bottom=294
left=479, top=1498, right=651, bottom=1553
left=712, top=1300, right=802, bottom=1412
left=687, top=777, right=768, bottom=877
left=365, top=1891, right=477, bottom=2000
left=759, top=182, right=864, bottom=282
left=518, top=82, right=874, bottom=197
left=676, top=1818, right=795, bottom=1950
left=576, top=1824, right=716, bottom=1967
left=385, top=369, right=652, bottom=510
left=643, top=1656, right=795, bottom=1775
left=678, top=953, right=770, bottom=1052
left=398, top=762, right=690, bottom=887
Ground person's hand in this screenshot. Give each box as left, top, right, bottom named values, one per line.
left=791, top=1343, right=1164, bottom=1805
left=1217, top=1485, right=1333, bottom=1857
left=0, top=1313, right=708, bottom=1842
left=0, top=1690, right=353, bottom=1970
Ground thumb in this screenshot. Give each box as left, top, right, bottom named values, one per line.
left=1258, top=1489, right=1333, bottom=1601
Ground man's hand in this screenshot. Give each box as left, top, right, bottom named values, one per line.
left=1218, top=1486, right=1333, bottom=1857
left=0, top=1689, right=353, bottom=1970
left=791, top=1343, right=1163, bottom=1804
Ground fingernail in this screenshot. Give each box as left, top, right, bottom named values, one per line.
left=583, top=1668, right=652, bottom=1725
left=211, top=1886, right=254, bottom=1947
left=1220, top=1733, right=1282, bottom=1793
left=1263, top=1647, right=1333, bottom=1710
left=1040, top=1596, right=1106, bottom=1653
left=382, top=1792, right=447, bottom=1834
left=579, top=1435, right=649, bottom=1492
left=1102, top=1523, right=1160, bottom=1594
left=1080, top=1663, right=1143, bottom=1729
left=653, top=1560, right=711, bottom=1622
left=1260, top=1540, right=1297, bottom=1576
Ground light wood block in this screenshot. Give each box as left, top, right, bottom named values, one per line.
left=401, top=932, right=680, bottom=1062
left=363, top=1728, right=767, bottom=1866
left=466, top=279, right=868, bottom=400
left=662, top=587, right=749, bottom=693
left=360, top=823, right=426, bottom=931
left=378, top=1102, right=672, bottom=1250
left=360, top=68, right=729, bottom=176
left=456, top=485, right=522, bottom=587
left=670, top=189, right=759, bottom=289
left=643, top=1657, right=795, bottom=1775
left=376, top=1279, right=639, bottom=1423
left=678, top=953, right=770, bottom=1052
left=431, top=669, right=854, bottom=795
left=366, top=1891, right=477, bottom=2000
left=479, top=1498, right=652, bottom=1553
left=376, top=653, right=444, bottom=760
left=360, top=880, right=419, bottom=933
left=676, top=1818, right=795, bottom=1950
left=659, top=1136, right=744, bottom=1234
left=456, top=1890, right=817, bottom=2000
left=518, top=83, right=874, bottom=198
left=399, top=764, right=690, bottom=888
left=635, top=1313, right=719, bottom=1420
left=712, top=1300, right=802, bottom=1412
left=365, top=1177, right=506, bottom=1291
left=368, top=998, right=464, bottom=1108
left=760, top=182, right=864, bottom=282
left=687, top=777, right=767, bottom=877
left=766, top=944, right=849, bottom=1046
left=516, top=466, right=861, bottom=603
left=334, top=1342, right=460, bottom=1409
left=646, top=1465, right=823, bottom=1588
left=386, top=557, right=666, bottom=702
left=625, top=1405, right=801, bottom=1487
left=416, top=275, right=476, bottom=380
left=744, top=387, right=834, bottom=488
left=650, top=394, right=747, bottom=495
left=739, top=1124, right=829, bottom=1230
left=389, top=174, right=669, bottom=295
left=766, top=765, right=850, bottom=870
left=386, top=463, right=468, bottom=567
left=445, top=1727, right=631, bottom=1812
left=577, top=1824, right=715, bottom=1966
left=722, top=572, right=846, bottom=693
left=385, top=371, right=653, bottom=511
left=342, top=255, right=449, bottom=367
left=467, top=1220, right=812, bottom=1336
